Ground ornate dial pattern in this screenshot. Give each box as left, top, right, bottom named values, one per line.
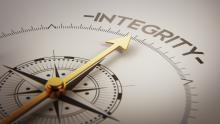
left=0, top=56, right=122, bottom=124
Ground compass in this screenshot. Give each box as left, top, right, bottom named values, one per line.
left=0, top=1, right=219, bottom=124
left=0, top=22, right=195, bottom=124
left=0, top=56, right=122, bottom=124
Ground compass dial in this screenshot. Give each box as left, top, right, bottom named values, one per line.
left=0, top=56, right=122, bottom=124
left=0, top=1, right=219, bottom=124
left=0, top=23, right=191, bottom=124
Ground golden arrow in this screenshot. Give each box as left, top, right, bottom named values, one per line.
left=63, top=33, right=132, bottom=85
left=0, top=33, right=132, bottom=124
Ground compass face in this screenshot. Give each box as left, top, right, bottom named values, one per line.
left=0, top=1, right=219, bottom=124
left=0, top=56, right=122, bottom=124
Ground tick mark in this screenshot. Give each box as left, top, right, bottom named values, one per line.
left=48, top=24, right=56, bottom=29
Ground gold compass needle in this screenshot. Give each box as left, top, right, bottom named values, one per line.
left=0, top=34, right=131, bottom=124
left=63, top=33, right=132, bottom=87
left=0, top=91, right=49, bottom=124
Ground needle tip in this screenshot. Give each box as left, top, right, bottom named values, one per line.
left=3, top=65, right=11, bottom=69
left=106, top=115, right=120, bottom=122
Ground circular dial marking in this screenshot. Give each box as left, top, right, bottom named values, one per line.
left=0, top=56, right=122, bottom=124
left=0, top=23, right=197, bottom=124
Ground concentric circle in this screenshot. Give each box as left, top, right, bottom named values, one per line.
left=0, top=56, right=122, bottom=124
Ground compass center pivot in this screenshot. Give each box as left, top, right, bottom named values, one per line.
left=45, top=77, right=66, bottom=98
